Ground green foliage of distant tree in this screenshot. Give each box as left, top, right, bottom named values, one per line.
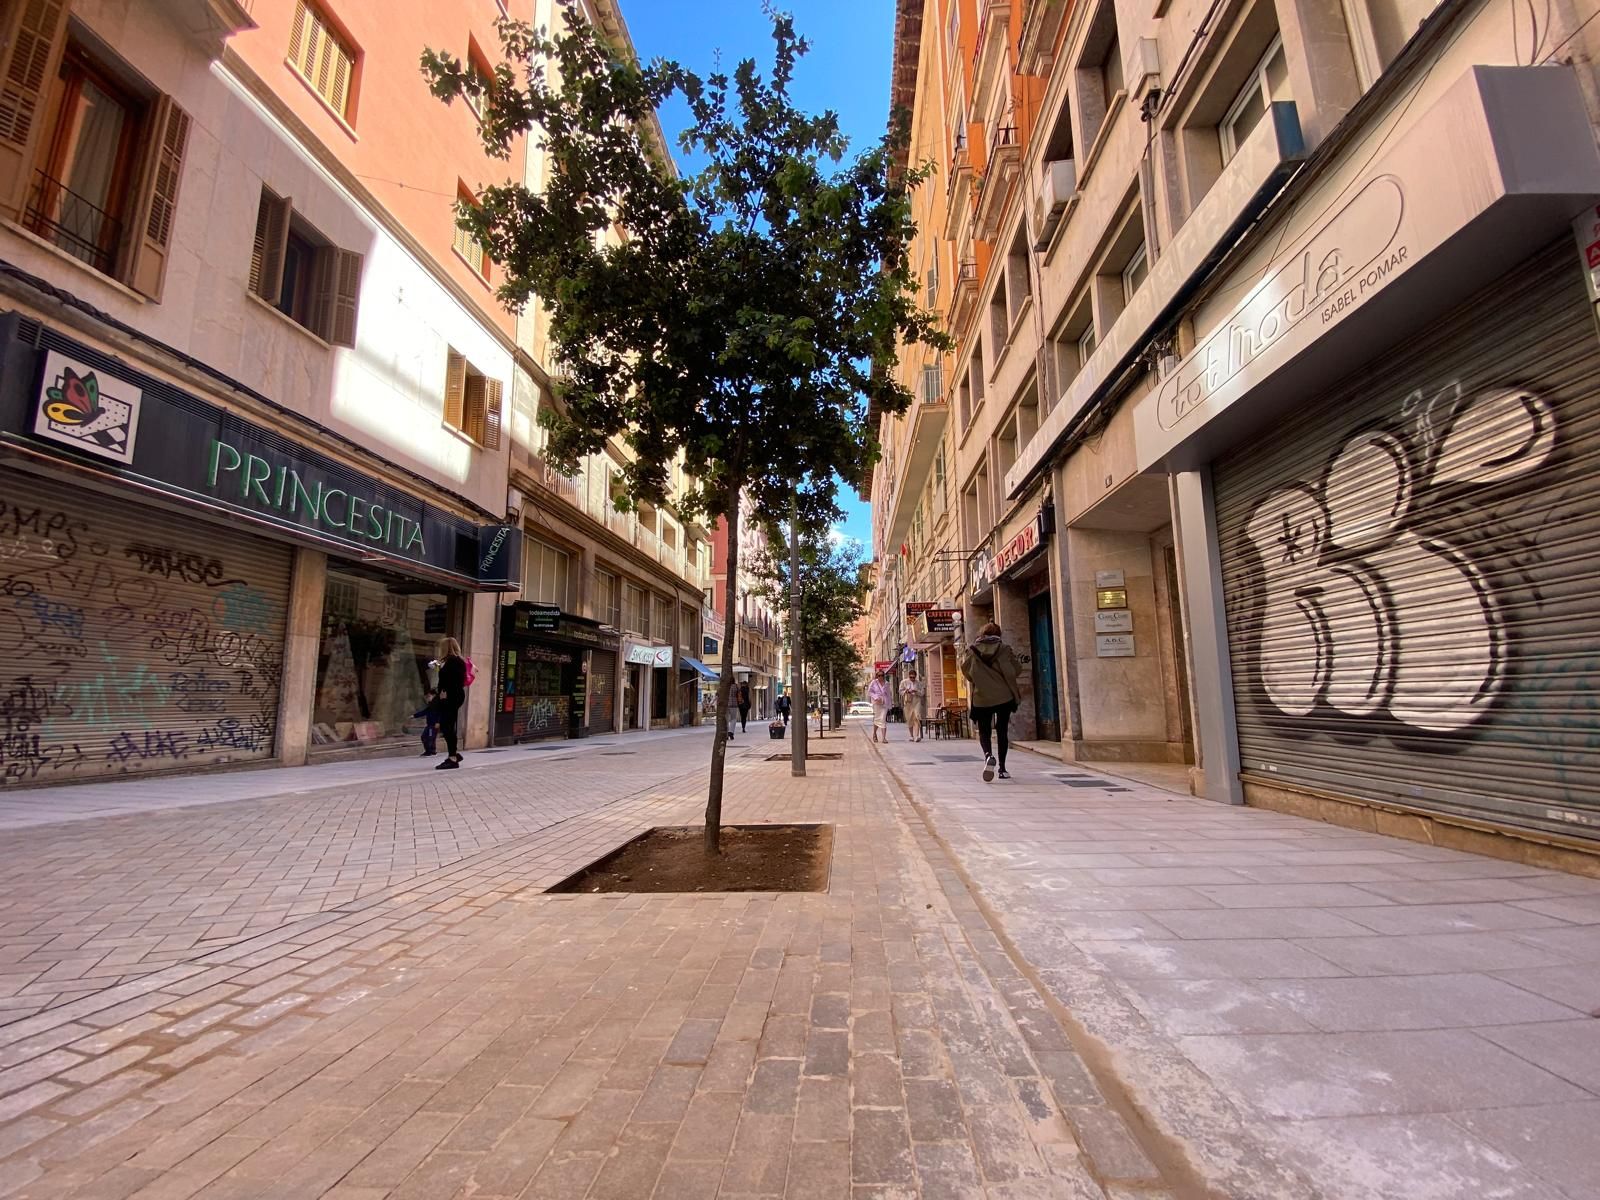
left=425, top=2, right=944, bottom=850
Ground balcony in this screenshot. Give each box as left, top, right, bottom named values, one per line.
left=971, top=0, right=1012, bottom=128
left=23, top=171, right=122, bottom=277
left=150, top=0, right=257, bottom=55
left=943, top=138, right=974, bottom=240
left=975, top=125, right=1021, bottom=243
left=948, top=258, right=979, bottom=334
left=883, top=378, right=952, bottom=551
left=1019, top=0, right=1068, bottom=76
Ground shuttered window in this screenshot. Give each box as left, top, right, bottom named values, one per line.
left=522, top=537, right=571, bottom=608
left=452, top=184, right=490, bottom=280
left=247, top=188, right=362, bottom=347
left=288, top=1, right=358, bottom=123
left=443, top=349, right=503, bottom=449
left=0, top=9, right=190, bottom=300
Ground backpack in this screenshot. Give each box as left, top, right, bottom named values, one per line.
left=464, top=657, right=477, bottom=687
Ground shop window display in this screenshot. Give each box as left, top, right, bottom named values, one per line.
left=312, top=568, right=454, bottom=746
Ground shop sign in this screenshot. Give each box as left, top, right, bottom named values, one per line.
left=626, top=642, right=673, bottom=667
left=525, top=603, right=560, bottom=632
left=4, top=327, right=521, bottom=590
left=1096, top=633, right=1136, bottom=657
left=1576, top=202, right=1600, bottom=302
left=924, top=608, right=960, bottom=633
left=992, top=509, right=1046, bottom=578
left=970, top=550, right=993, bottom=593
left=873, top=660, right=894, bottom=672
left=905, top=601, right=936, bottom=618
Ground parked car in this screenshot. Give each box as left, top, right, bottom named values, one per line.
left=848, top=700, right=873, bottom=717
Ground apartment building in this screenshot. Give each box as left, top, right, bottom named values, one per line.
left=873, top=0, right=1600, bottom=866
left=0, top=0, right=702, bottom=787
left=495, top=0, right=713, bottom=744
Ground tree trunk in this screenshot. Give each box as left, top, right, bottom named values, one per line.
left=789, top=485, right=806, bottom=777
left=705, top=486, right=741, bottom=854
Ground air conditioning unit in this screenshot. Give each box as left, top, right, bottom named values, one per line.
left=1031, top=158, right=1077, bottom=250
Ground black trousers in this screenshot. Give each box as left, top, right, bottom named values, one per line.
left=971, top=702, right=1013, bottom=768
left=440, top=698, right=462, bottom=757
left=738, top=705, right=750, bottom=731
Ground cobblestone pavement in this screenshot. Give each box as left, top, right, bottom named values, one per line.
left=871, top=733, right=1600, bottom=1200
left=0, top=723, right=1185, bottom=1199
left=1, top=722, right=1597, bottom=1198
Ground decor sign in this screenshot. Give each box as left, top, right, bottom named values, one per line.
left=991, top=509, right=1044, bottom=577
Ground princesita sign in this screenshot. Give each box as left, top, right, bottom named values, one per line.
left=1, top=323, right=521, bottom=589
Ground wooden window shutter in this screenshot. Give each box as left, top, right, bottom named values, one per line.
left=329, top=247, right=361, bottom=346
left=0, top=0, right=70, bottom=222
left=462, top=372, right=486, bottom=443
left=127, top=95, right=192, bottom=301
left=289, top=1, right=311, bottom=68
left=444, top=350, right=466, bottom=431
left=483, top=379, right=503, bottom=450
left=248, top=190, right=291, bottom=301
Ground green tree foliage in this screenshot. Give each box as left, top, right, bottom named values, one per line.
left=424, top=2, right=943, bottom=849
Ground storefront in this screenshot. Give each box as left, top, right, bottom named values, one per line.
left=1133, top=65, right=1600, bottom=847
left=969, top=500, right=1056, bottom=741
left=0, top=318, right=521, bottom=784
left=623, top=641, right=672, bottom=731
left=493, top=604, right=619, bottom=743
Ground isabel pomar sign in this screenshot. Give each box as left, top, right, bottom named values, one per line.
left=0, top=324, right=520, bottom=589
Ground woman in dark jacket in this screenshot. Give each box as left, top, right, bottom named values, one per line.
left=433, top=637, right=468, bottom=769
left=959, top=621, right=1022, bottom=782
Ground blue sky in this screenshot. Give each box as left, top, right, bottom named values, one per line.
left=624, top=0, right=895, bottom=553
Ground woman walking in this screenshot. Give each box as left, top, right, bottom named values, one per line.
left=432, top=637, right=468, bottom=770
left=959, top=622, right=1021, bottom=781
left=900, top=669, right=924, bottom=742
left=867, top=671, right=892, bottom=743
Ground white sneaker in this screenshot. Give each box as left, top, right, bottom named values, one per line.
left=982, top=754, right=995, bottom=783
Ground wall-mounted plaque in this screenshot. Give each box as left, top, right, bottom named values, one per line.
left=1095, top=609, right=1133, bottom=633
left=1096, top=633, right=1136, bottom=657
left=1096, top=588, right=1128, bottom=610
left=1094, top=569, right=1125, bottom=589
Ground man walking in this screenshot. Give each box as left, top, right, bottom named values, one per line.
left=736, top=680, right=752, bottom=732
left=776, top=694, right=790, bottom=726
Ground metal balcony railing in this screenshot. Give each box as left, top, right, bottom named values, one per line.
left=23, top=170, right=121, bottom=276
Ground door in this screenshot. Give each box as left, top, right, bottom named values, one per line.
left=1028, top=593, right=1060, bottom=741
left=1212, top=241, right=1600, bottom=844
left=0, top=474, right=290, bottom=785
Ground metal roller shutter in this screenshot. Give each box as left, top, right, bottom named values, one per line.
left=0, top=473, right=291, bottom=785
left=1214, top=241, right=1600, bottom=843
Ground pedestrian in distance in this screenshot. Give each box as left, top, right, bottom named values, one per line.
left=776, top=694, right=790, bottom=726
left=900, top=669, right=924, bottom=742
left=431, top=637, right=469, bottom=770
left=867, top=671, right=892, bottom=743
left=413, top=689, right=442, bottom=757
left=736, top=680, right=752, bottom=732
left=959, top=620, right=1021, bottom=782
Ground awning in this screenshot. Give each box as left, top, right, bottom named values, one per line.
left=680, top=656, right=718, bottom=680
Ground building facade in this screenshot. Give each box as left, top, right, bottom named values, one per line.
left=0, top=0, right=696, bottom=789
left=708, top=503, right=785, bottom=723
left=871, top=0, right=1600, bottom=867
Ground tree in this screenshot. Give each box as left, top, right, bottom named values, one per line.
left=750, top=489, right=868, bottom=744
left=424, top=2, right=944, bottom=850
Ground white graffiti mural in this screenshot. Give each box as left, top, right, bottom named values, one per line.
left=1242, top=384, right=1555, bottom=733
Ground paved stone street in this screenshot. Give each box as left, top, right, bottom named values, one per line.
left=0, top=722, right=1594, bottom=1198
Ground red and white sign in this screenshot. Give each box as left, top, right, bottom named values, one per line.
left=991, top=514, right=1042, bottom=577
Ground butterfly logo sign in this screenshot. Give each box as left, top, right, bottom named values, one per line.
left=32, top=350, right=142, bottom=464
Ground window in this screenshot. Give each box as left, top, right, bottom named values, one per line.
left=595, top=568, right=622, bottom=628
left=523, top=537, right=571, bottom=608
left=1220, top=36, right=1288, bottom=161
left=932, top=445, right=947, bottom=517
left=1100, top=34, right=1124, bottom=110
left=1078, top=324, right=1097, bottom=365
left=464, top=38, right=494, bottom=120
left=288, top=1, right=359, bottom=123
left=452, top=184, right=489, bottom=280
left=444, top=349, right=503, bottom=448
left=1, top=12, right=191, bottom=301
left=624, top=583, right=647, bottom=635
left=1074, top=1, right=1122, bottom=152
left=249, top=189, right=363, bottom=346
left=920, top=363, right=943, bottom=405
left=926, top=262, right=939, bottom=308
left=1121, top=241, right=1148, bottom=301
left=654, top=595, right=674, bottom=642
